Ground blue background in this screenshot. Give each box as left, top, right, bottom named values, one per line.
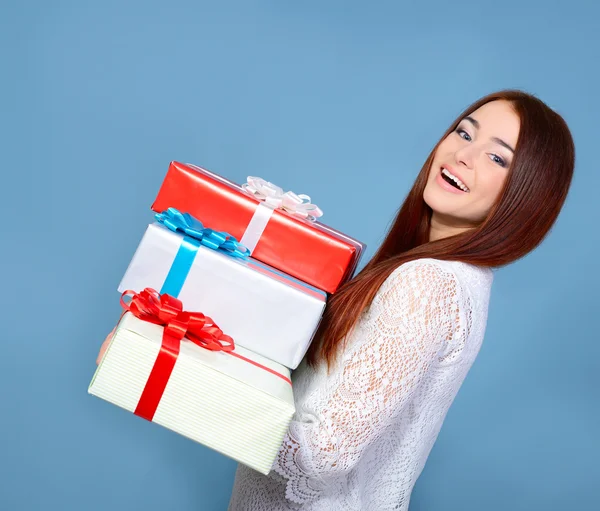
left=2, top=1, right=598, bottom=510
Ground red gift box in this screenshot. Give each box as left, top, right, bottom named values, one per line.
left=151, top=162, right=366, bottom=293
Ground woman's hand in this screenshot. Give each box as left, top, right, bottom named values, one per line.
left=96, top=328, right=116, bottom=365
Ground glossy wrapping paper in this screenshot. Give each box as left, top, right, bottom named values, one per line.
left=118, top=222, right=326, bottom=369
left=151, top=161, right=365, bottom=293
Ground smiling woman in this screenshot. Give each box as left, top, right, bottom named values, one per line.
left=225, top=89, right=575, bottom=511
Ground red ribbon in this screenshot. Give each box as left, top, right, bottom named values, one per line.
left=120, top=288, right=291, bottom=422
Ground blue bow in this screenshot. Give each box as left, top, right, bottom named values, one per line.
left=156, top=208, right=250, bottom=259
left=156, top=208, right=250, bottom=297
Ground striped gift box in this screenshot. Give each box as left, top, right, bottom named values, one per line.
left=89, top=312, right=295, bottom=475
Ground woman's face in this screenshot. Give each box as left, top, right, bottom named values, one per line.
left=423, top=100, right=520, bottom=232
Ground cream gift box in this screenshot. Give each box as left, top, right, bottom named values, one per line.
left=89, top=310, right=295, bottom=475
left=118, top=211, right=327, bottom=369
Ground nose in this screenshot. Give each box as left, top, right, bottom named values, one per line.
left=453, top=143, right=477, bottom=169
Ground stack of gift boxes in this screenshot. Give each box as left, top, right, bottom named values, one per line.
left=89, top=161, right=365, bottom=474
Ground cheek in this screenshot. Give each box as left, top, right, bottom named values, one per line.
left=478, top=172, right=508, bottom=204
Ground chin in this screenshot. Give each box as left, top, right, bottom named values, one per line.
left=423, top=186, right=447, bottom=213
left=423, top=190, right=477, bottom=225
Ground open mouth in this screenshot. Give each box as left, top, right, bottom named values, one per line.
left=441, top=168, right=470, bottom=193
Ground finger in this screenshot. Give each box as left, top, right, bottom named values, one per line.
left=96, top=328, right=116, bottom=365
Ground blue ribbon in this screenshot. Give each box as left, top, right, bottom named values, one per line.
left=156, top=208, right=250, bottom=297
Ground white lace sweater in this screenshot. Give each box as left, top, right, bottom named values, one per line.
left=228, top=258, right=494, bottom=511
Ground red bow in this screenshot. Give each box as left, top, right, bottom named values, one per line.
left=120, top=288, right=234, bottom=421
left=121, top=288, right=235, bottom=354
left=118, top=288, right=291, bottom=422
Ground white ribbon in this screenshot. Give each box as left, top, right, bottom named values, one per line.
left=242, top=176, right=323, bottom=222
left=240, top=176, right=323, bottom=254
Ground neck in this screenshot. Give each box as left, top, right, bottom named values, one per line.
left=428, top=213, right=475, bottom=242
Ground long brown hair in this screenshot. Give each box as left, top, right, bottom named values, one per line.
left=306, top=90, right=575, bottom=370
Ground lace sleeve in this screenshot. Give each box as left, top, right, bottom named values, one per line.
left=271, top=260, right=465, bottom=504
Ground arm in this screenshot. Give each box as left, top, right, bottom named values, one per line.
left=272, top=260, right=465, bottom=504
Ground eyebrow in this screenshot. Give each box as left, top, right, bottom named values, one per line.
left=463, top=116, right=515, bottom=154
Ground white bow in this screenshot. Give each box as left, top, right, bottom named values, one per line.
left=242, top=176, right=323, bottom=222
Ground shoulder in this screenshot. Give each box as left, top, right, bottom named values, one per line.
left=367, top=260, right=493, bottom=355
left=373, top=258, right=493, bottom=311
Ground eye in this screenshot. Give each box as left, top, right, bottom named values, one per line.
left=489, top=153, right=507, bottom=168
left=455, top=128, right=472, bottom=142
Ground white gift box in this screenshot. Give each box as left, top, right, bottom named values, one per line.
left=89, top=312, right=295, bottom=475
left=118, top=222, right=326, bottom=369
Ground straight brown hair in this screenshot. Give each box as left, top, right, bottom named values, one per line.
left=306, top=90, right=575, bottom=370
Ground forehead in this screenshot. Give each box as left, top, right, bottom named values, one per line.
left=468, top=100, right=521, bottom=145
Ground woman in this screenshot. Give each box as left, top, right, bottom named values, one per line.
left=226, top=90, right=575, bottom=510
left=97, top=90, right=575, bottom=510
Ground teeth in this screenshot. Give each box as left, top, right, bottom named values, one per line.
left=442, top=168, right=470, bottom=192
